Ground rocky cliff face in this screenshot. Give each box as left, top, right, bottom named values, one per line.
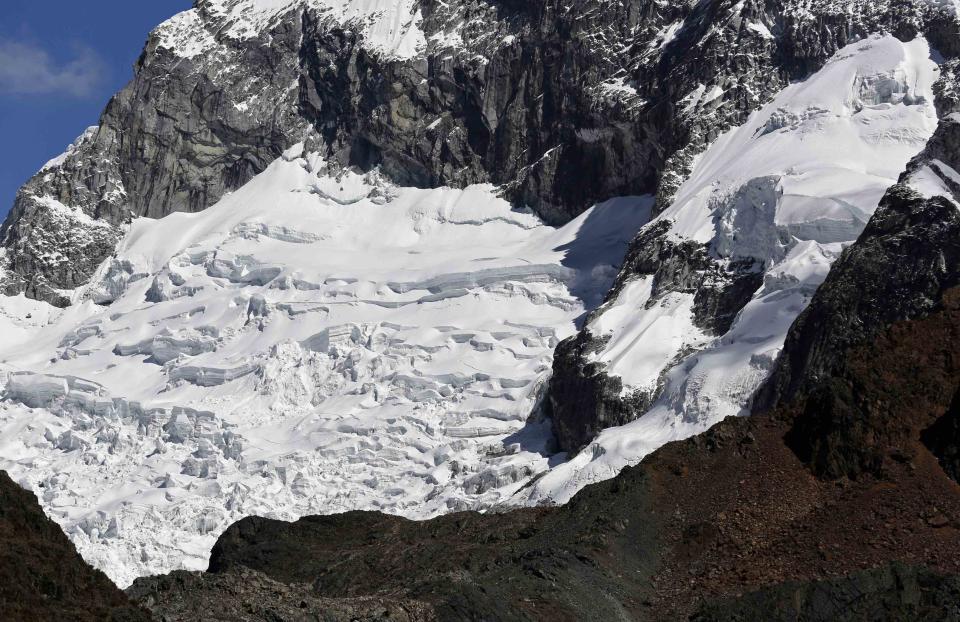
left=550, top=219, right=764, bottom=452
left=751, top=43, right=960, bottom=477
left=1, top=1, right=308, bottom=305
left=755, top=186, right=960, bottom=478
left=3, top=0, right=943, bottom=307
left=754, top=18, right=960, bottom=422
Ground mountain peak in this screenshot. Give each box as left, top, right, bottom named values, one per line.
left=158, top=0, right=427, bottom=59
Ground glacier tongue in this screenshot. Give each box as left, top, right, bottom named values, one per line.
left=0, top=147, right=651, bottom=586
left=524, top=34, right=942, bottom=504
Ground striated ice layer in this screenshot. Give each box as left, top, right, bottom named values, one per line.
left=0, top=145, right=650, bottom=586
left=522, top=34, right=942, bottom=504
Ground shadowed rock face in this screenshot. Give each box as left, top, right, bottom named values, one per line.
left=0, top=471, right=150, bottom=622
left=756, top=186, right=960, bottom=479
left=923, top=389, right=960, bottom=483
left=547, top=329, right=641, bottom=454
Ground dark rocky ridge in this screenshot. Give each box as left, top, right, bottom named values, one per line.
left=0, top=471, right=150, bottom=621
left=754, top=4, right=960, bottom=418
left=2, top=0, right=945, bottom=305
left=755, top=186, right=960, bottom=479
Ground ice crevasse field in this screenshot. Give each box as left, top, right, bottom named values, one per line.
left=0, top=33, right=944, bottom=586
left=0, top=146, right=653, bottom=585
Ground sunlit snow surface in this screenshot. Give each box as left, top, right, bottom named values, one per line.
left=0, top=33, right=944, bottom=586
left=521, top=35, right=941, bottom=504
left=158, top=0, right=427, bottom=59
left=0, top=145, right=650, bottom=586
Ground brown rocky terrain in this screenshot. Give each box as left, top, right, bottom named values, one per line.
left=0, top=470, right=150, bottom=621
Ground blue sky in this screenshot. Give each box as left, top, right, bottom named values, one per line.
left=0, top=1, right=191, bottom=221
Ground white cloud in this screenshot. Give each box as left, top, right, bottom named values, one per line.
left=0, top=39, right=106, bottom=97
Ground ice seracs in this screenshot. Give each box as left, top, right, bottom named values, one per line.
left=0, top=145, right=650, bottom=586
left=0, top=5, right=954, bottom=591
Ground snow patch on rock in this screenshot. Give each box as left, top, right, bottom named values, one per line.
left=157, top=0, right=426, bottom=60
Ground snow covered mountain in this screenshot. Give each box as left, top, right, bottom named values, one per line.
left=538, top=33, right=943, bottom=501
left=0, top=156, right=648, bottom=584
left=1, top=0, right=959, bottom=589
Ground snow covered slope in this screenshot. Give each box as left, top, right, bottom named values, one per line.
left=530, top=34, right=942, bottom=503
left=0, top=146, right=649, bottom=586
left=160, top=0, right=426, bottom=59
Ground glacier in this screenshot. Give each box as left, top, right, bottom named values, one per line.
left=0, top=145, right=650, bottom=586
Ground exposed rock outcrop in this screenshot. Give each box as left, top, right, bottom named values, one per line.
left=0, top=471, right=149, bottom=621
left=549, top=218, right=765, bottom=452
left=756, top=187, right=960, bottom=478
left=0, top=3, right=307, bottom=305
left=548, top=329, right=645, bottom=453
left=548, top=6, right=960, bottom=455
left=692, top=563, right=960, bottom=622
left=923, top=389, right=960, bottom=483
left=129, top=567, right=435, bottom=622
